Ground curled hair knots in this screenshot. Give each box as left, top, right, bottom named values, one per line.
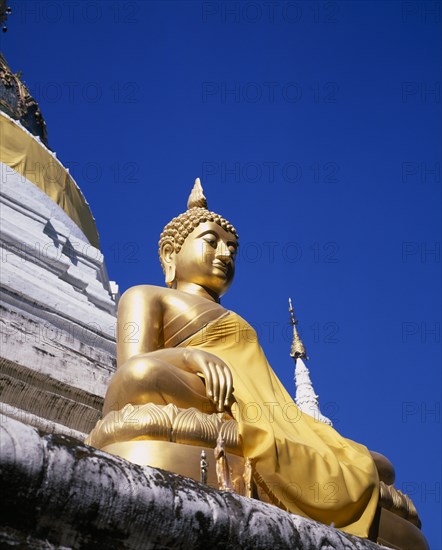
left=158, top=208, right=239, bottom=272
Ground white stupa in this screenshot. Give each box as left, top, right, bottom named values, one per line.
left=0, top=55, right=117, bottom=439
left=289, top=298, right=333, bottom=426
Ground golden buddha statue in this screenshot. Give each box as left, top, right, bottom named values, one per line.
left=87, top=179, right=428, bottom=549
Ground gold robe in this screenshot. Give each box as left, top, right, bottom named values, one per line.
left=178, top=309, right=379, bottom=538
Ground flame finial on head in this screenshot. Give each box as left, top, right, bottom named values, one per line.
left=187, top=177, right=208, bottom=209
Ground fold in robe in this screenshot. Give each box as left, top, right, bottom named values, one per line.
left=177, top=309, right=378, bottom=537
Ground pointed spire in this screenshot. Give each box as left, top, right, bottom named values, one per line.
left=187, top=177, right=208, bottom=209
left=288, top=297, right=308, bottom=360
left=289, top=298, right=333, bottom=427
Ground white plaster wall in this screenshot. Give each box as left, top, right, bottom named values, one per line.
left=0, top=163, right=117, bottom=437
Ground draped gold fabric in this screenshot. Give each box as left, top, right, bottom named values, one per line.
left=180, top=310, right=379, bottom=537
left=0, top=112, right=99, bottom=248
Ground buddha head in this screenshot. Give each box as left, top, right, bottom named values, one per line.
left=159, top=179, right=239, bottom=297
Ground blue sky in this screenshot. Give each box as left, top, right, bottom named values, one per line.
left=2, top=0, right=440, bottom=546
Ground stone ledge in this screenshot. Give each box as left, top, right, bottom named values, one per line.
left=0, top=417, right=387, bottom=550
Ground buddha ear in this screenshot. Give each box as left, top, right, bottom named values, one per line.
left=161, top=242, right=176, bottom=288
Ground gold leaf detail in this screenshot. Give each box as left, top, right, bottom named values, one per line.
left=86, top=403, right=173, bottom=448
left=172, top=407, right=218, bottom=446
left=219, top=419, right=240, bottom=451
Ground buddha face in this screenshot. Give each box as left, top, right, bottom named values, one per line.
left=164, top=221, right=238, bottom=297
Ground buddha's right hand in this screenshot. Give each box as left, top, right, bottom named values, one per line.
left=183, top=349, right=233, bottom=412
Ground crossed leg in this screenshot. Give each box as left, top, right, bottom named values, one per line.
left=102, top=354, right=217, bottom=416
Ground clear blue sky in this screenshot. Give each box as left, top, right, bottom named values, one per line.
left=2, top=0, right=440, bottom=546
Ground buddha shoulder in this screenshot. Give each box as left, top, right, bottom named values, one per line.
left=118, top=285, right=166, bottom=315
left=118, top=284, right=205, bottom=315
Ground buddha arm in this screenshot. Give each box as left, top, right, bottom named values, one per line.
left=116, top=285, right=164, bottom=367
left=113, top=286, right=233, bottom=412
left=104, top=347, right=234, bottom=415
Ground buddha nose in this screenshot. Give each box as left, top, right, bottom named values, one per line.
left=216, top=243, right=232, bottom=262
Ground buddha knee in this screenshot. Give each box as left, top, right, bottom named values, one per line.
left=103, top=357, right=168, bottom=415
left=122, top=355, right=167, bottom=389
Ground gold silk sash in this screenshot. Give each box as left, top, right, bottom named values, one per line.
left=179, top=310, right=379, bottom=537
left=164, top=300, right=228, bottom=348
left=0, top=112, right=99, bottom=248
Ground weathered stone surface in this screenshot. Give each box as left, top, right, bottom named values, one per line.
left=0, top=417, right=388, bottom=550
left=0, top=164, right=117, bottom=437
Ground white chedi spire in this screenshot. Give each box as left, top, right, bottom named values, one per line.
left=288, top=298, right=333, bottom=427
left=294, top=357, right=333, bottom=426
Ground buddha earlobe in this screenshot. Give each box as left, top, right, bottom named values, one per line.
left=165, top=263, right=176, bottom=287
left=161, top=242, right=176, bottom=288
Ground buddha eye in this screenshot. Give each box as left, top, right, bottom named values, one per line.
left=203, top=235, right=217, bottom=248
